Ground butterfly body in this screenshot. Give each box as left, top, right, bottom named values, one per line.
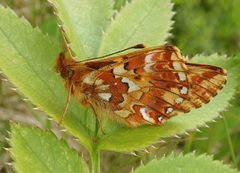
left=55, top=45, right=227, bottom=127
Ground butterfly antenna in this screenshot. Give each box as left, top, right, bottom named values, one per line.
left=58, top=82, right=72, bottom=125
left=80, top=44, right=146, bottom=62
left=58, top=24, right=74, bottom=59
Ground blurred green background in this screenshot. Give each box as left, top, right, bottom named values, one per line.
left=0, top=0, right=239, bottom=172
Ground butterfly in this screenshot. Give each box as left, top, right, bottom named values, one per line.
left=55, top=38, right=227, bottom=129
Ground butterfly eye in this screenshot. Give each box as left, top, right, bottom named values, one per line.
left=61, top=67, right=74, bottom=80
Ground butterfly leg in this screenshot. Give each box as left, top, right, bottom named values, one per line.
left=90, top=105, right=106, bottom=134
left=58, top=82, right=72, bottom=125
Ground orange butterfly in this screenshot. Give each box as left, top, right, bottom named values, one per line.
left=55, top=31, right=227, bottom=129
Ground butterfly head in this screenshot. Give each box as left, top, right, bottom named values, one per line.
left=55, top=53, right=76, bottom=80
left=55, top=53, right=94, bottom=82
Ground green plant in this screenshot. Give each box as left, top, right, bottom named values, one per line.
left=0, top=0, right=239, bottom=172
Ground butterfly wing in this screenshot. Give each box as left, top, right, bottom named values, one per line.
left=82, top=45, right=227, bottom=127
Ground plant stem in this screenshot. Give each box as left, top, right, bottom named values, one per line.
left=222, top=116, right=238, bottom=169
left=90, top=147, right=100, bottom=173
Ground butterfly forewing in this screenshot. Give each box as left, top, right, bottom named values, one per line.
left=56, top=45, right=227, bottom=127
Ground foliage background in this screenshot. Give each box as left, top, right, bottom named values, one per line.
left=0, top=0, right=239, bottom=172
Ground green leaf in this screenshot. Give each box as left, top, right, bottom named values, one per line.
left=0, top=6, right=94, bottom=150
left=113, top=0, right=130, bottom=11
left=132, top=153, right=238, bottom=173
left=97, top=56, right=239, bottom=151
left=10, top=124, right=89, bottom=173
left=39, top=18, right=62, bottom=43
left=98, top=0, right=174, bottom=56
left=52, top=0, right=113, bottom=58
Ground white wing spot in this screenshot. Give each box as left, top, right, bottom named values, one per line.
left=144, top=64, right=154, bottom=73
left=144, top=53, right=155, bottom=72
left=178, top=72, right=187, bottom=81
left=82, top=73, right=94, bottom=85
left=121, top=77, right=140, bottom=92
left=173, top=62, right=182, bottom=70
left=140, top=108, right=154, bottom=123
left=98, top=93, right=112, bottom=101
left=166, top=107, right=173, bottom=114
left=115, top=110, right=131, bottom=118
left=145, top=53, right=154, bottom=63
left=180, top=86, right=188, bottom=94
left=113, top=64, right=128, bottom=78
left=158, top=116, right=163, bottom=122
left=95, top=79, right=104, bottom=85
left=175, top=97, right=184, bottom=104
